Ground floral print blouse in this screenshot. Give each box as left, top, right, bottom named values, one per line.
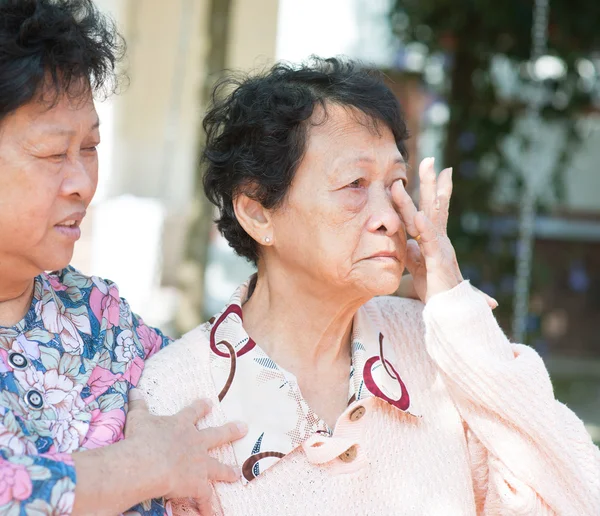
left=0, top=267, right=171, bottom=515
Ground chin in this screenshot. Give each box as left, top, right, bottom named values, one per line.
left=37, top=247, right=75, bottom=273
left=358, top=269, right=403, bottom=297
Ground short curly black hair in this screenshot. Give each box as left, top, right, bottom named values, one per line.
left=203, top=57, right=410, bottom=264
left=0, top=0, right=125, bottom=122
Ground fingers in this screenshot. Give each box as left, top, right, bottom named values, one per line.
left=471, top=285, right=499, bottom=310
left=128, top=388, right=148, bottom=412
left=179, top=398, right=213, bottom=425
left=201, top=421, right=248, bottom=449
left=418, top=157, right=437, bottom=222
left=194, top=498, right=213, bottom=516
left=436, top=167, right=453, bottom=233
left=206, top=456, right=242, bottom=483
left=404, top=239, right=423, bottom=279
left=413, top=211, right=440, bottom=260
left=391, top=180, right=419, bottom=237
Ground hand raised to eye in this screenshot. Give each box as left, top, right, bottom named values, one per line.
left=391, top=157, right=464, bottom=303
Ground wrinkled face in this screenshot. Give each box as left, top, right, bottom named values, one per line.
left=0, top=89, right=99, bottom=277
left=269, top=104, right=408, bottom=299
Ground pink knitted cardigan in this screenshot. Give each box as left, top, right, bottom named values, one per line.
left=138, top=281, right=600, bottom=515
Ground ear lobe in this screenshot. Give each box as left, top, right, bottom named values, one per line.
left=233, top=192, right=271, bottom=243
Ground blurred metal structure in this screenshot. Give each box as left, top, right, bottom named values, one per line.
left=512, top=0, right=551, bottom=343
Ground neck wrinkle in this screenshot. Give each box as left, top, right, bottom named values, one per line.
left=241, top=265, right=368, bottom=370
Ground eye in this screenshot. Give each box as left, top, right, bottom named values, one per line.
left=347, top=179, right=362, bottom=189
left=82, top=146, right=98, bottom=153
left=48, top=153, right=67, bottom=161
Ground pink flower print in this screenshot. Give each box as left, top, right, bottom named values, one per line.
left=47, top=275, right=68, bottom=292
left=136, top=322, right=163, bottom=359
left=0, top=422, right=37, bottom=456
left=0, top=461, right=32, bottom=505
left=49, top=419, right=88, bottom=453
left=39, top=300, right=91, bottom=354
left=122, top=356, right=144, bottom=387
left=115, top=330, right=137, bottom=363
left=89, top=279, right=121, bottom=329
left=42, top=370, right=85, bottom=419
left=81, top=408, right=125, bottom=449
left=50, top=481, right=75, bottom=516
left=0, top=349, right=11, bottom=374
left=40, top=452, right=75, bottom=466
left=86, top=366, right=118, bottom=400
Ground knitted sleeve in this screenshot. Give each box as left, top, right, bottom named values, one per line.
left=421, top=280, right=600, bottom=516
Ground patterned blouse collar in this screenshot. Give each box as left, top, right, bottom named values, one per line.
left=208, top=276, right=419, bottom=483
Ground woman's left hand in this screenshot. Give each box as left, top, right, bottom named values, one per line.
left=392, top=157, right=464, bottom=303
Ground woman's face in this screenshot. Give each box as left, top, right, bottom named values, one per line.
left=0, top=90, right=99, bottom=278
left=269, top=104, right=408, bottom=299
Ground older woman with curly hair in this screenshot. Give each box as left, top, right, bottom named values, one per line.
left=138, top=58, right=600, bottom=515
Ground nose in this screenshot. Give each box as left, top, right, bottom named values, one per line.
left=59, top=153, right=98, bottom=204
left=366, top=185, right=402, bottom=236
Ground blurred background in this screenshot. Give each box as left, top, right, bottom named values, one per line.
left=72, top=0, right=600, bottom=442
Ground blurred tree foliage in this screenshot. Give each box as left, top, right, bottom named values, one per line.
left=390, top=0, right=600, bottom=337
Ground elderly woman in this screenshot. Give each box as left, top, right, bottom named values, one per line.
left=138, top=58, right=600, bottom=516
left=0, top=1, right=246, bottom=514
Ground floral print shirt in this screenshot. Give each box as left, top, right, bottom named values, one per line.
left=209, top=278, right=420, bottom=484
left=0, top=267, right=172, bottom=515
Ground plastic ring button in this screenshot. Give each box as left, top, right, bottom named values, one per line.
left=8, top=352, right=28, bottom=370
left=25, top=390, right=44, bottom=410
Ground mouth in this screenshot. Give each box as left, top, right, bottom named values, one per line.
left=364, top=252, right=400, bottom=262
left=54, top=212, right=85, bottom=240
left=55, top=220, right=81, bottom=229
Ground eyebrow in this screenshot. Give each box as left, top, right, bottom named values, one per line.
left=351, top=156, right=407, bottom=168
left=43, top=117, right=101, bottom=136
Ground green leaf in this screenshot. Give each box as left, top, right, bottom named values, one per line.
left=97, top=349, right=112, bottom=369
left=28, top=464, right=52, bottom=481
left=24, top=499, right=53, bottom=516
left=0, top=502, right=20, bottom=516
left=58, top=353, right=82, bottom=378
left=98, top=393, right=124, bottom=412
left=65, top=286, right=84, bottom=303
left=111, top=360, right=126, bottom=375
left=112, top=379, right=128, bottom=395
left=0, top=391, right=22, bottom=413
left=24, top=327, right=54, bottom=344
left=40, top=345, right=61, bottom=370
left=50, top=477, right=76, bottom=508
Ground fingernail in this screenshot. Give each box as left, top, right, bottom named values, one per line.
left=236, top=422, right=248, bottom=434
left=491, top=299, right=499, bottom=309
left=448, top=167, right=453, bottom=177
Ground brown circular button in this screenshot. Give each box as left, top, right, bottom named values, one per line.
left=349, top=405, right=366, bottom=422
left=338, top=445, right=358, bottom=463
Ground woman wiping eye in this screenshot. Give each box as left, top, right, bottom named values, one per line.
left=136, top=57, right=600, bottom=516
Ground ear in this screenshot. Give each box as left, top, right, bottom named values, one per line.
left=233, top=192, right=273, bottom=245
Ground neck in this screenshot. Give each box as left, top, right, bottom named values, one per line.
left=0, top=258, right=38, bottom=327
left=242, top=265, right=368, bottom=372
